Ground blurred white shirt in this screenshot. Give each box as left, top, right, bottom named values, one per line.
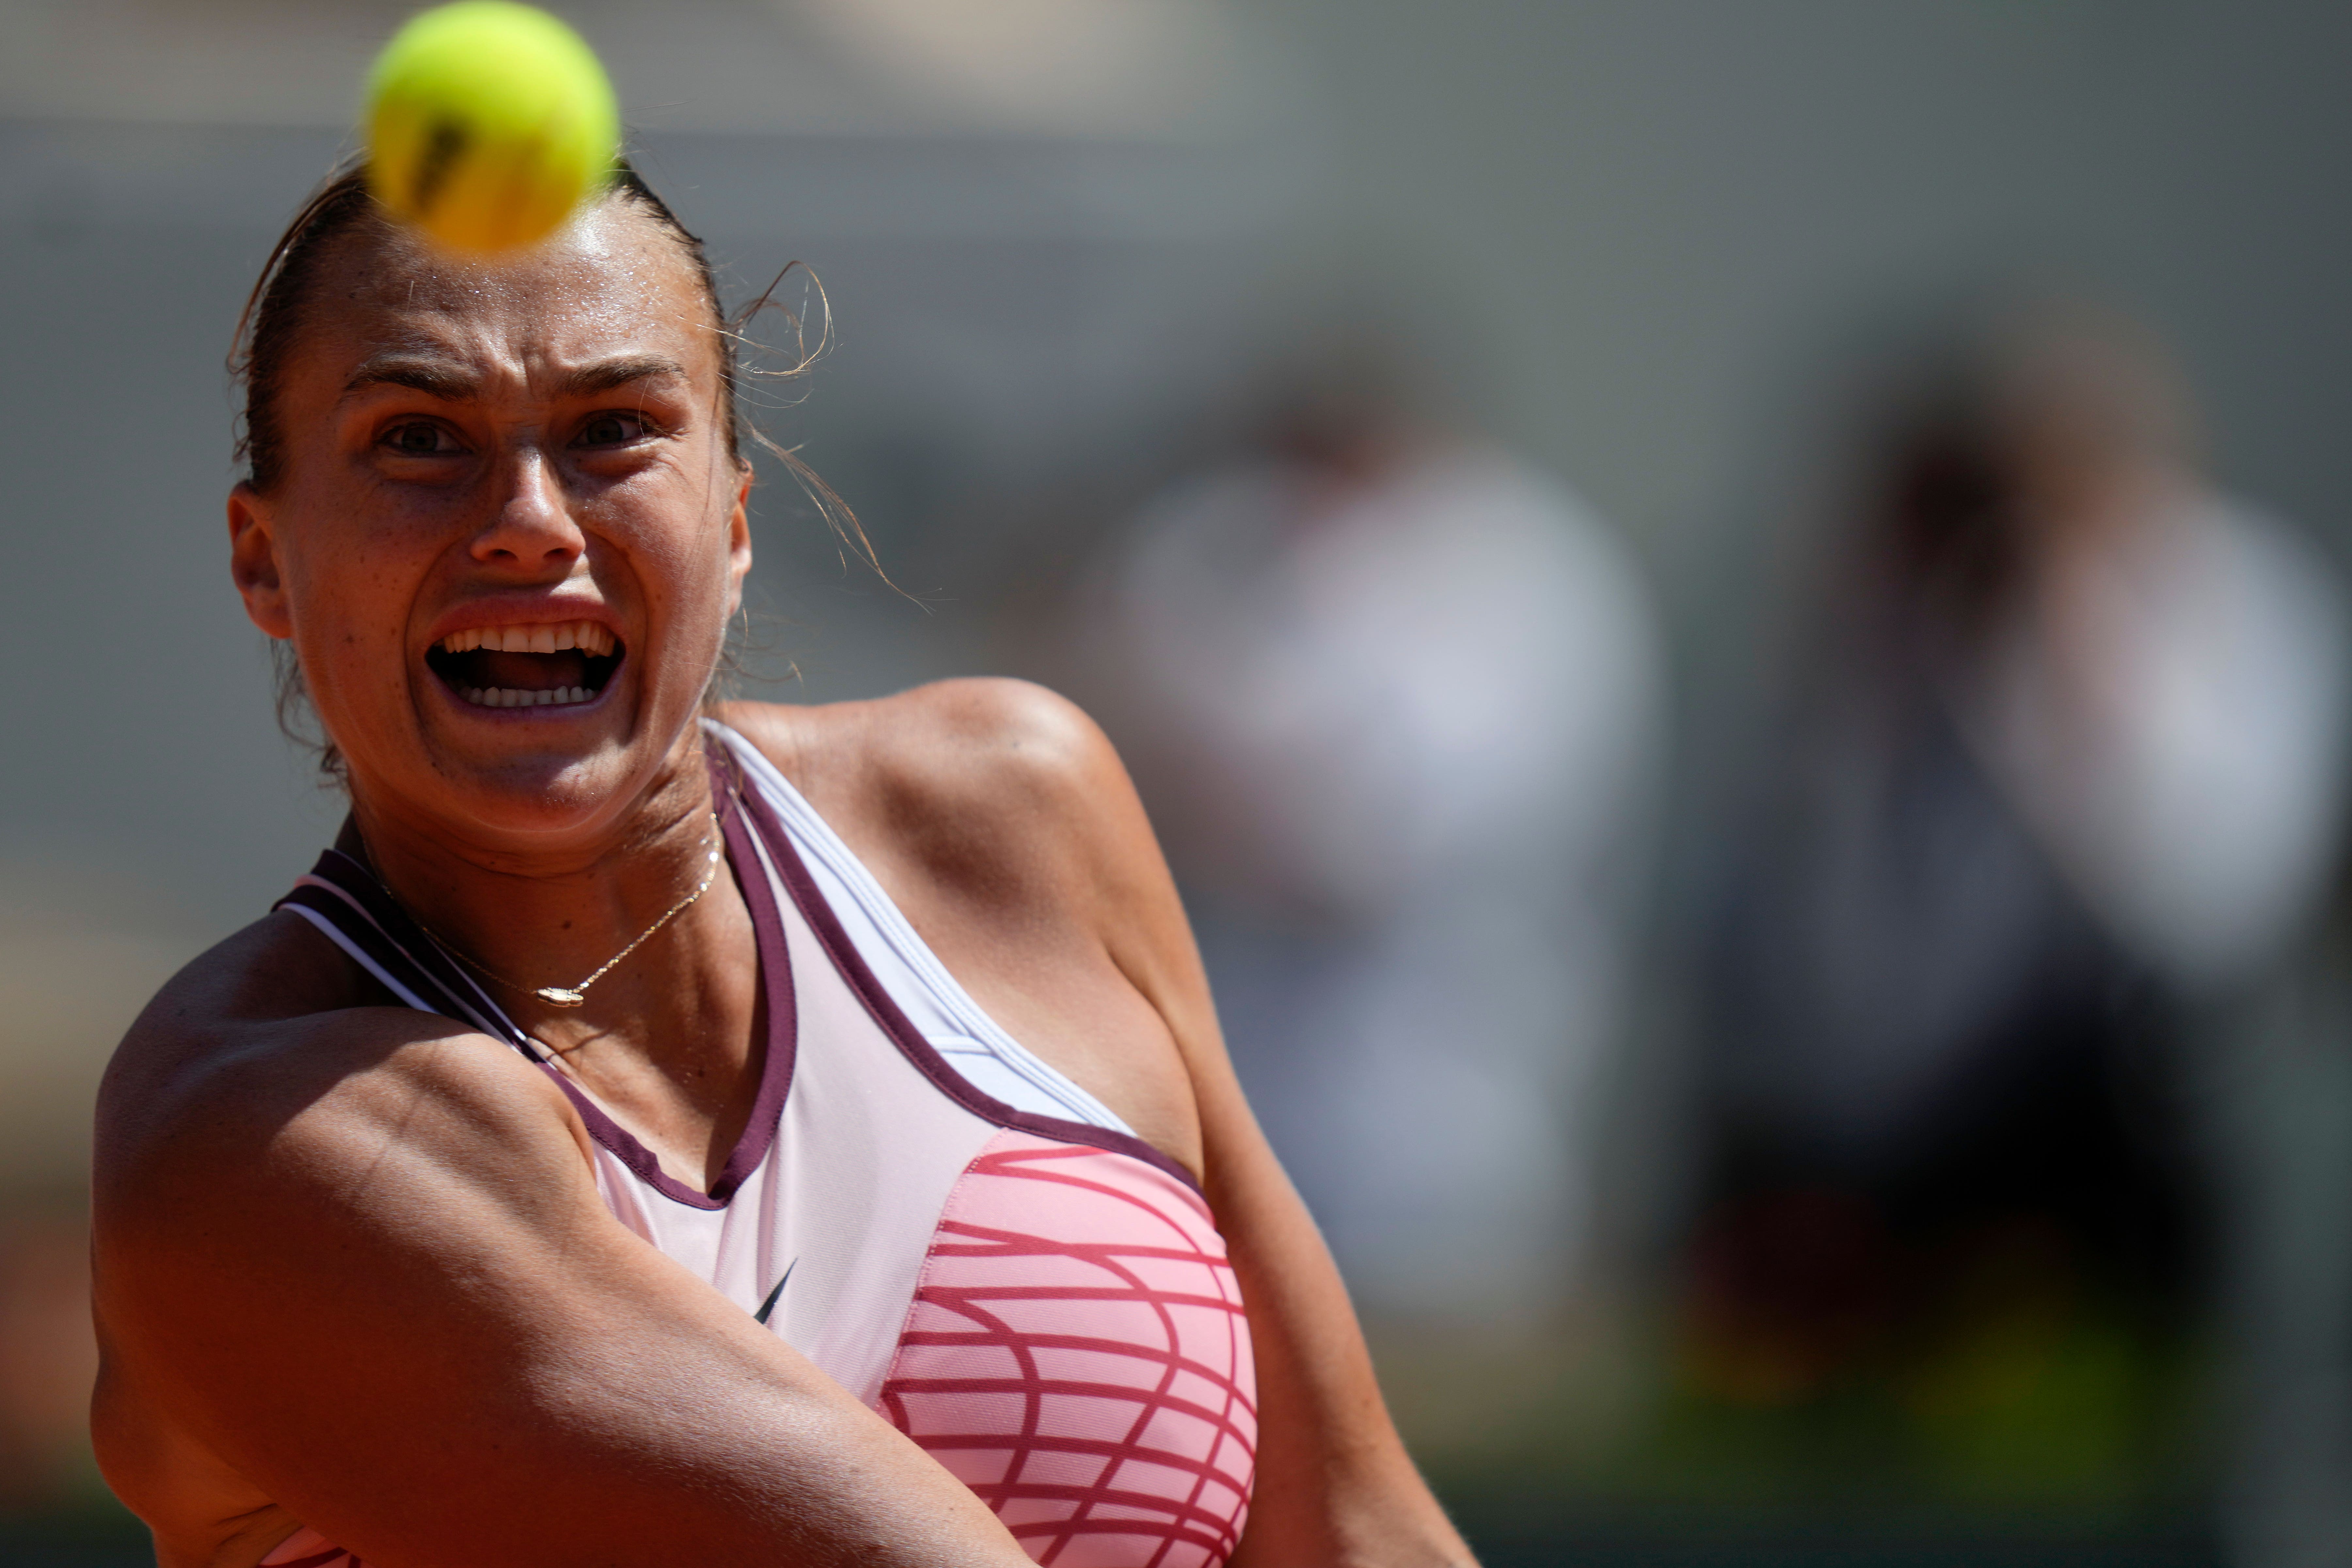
left=1087, top=439, right=1664, bottom=1321
left=1974, top=490, right=2351, bottom=992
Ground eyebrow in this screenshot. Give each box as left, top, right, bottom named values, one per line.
left=341, top=356, right=475, bottom=402
left=338, top=353, right=691, bottom=403
left=558, top=354, right=690, bottom=399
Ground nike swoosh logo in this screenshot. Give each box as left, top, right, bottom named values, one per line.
left=754, top=1259, right=796, bottom=1326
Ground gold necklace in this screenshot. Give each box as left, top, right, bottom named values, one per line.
left=423, top=813, right=726, bottom=1008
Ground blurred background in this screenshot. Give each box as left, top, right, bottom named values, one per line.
left=7, top=2, right=2352, bottom=1563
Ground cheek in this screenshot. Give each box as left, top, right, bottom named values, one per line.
left=626, top=496, right=742, bottom=651
left=291, top=550, right=409, bottom=652
left=277, top=510, right=433, bottom=712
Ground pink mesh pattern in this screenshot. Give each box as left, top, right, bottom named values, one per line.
left=878, top=1132, right=1257, bottom=1567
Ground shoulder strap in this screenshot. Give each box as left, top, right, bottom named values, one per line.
left=710, top=721, right=1202, bottom=1193
left=274, top=841, right=544, bottom=1064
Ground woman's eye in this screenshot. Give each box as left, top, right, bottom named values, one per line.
left=382, top=421, right=459, bottom=456
left=576, top=413, right=649, bottom=448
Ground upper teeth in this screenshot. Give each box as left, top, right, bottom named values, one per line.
left=438, top=621, right=615, bottom=657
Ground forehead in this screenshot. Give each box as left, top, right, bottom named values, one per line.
left=294, top=200, right=720, bottom=386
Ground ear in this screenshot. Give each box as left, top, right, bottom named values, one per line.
left=228, top=482, right=294, bottom=640
left=723, top=460, right=754, bottom=618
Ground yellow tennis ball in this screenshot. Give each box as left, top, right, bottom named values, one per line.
left=366, top=2, right=619, bottom=256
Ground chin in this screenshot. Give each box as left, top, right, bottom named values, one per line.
left=358, top=714, right=675, bottom=846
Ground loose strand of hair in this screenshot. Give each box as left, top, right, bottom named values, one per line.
left=724, top=260, right=904, bottom=597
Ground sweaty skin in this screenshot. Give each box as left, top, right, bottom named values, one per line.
left=91, top=195, right=1474, bottom=1568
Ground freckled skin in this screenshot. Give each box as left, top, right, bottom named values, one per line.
left=91, top=197, right=1473, bottom=1568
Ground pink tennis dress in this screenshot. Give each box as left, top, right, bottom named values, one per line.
left=264, top=721, right=1257, bottom=1567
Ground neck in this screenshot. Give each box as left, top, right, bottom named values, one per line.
left=345, top=726, right=750, bottom=1057
left=338, top=725, right=767, bottom=1188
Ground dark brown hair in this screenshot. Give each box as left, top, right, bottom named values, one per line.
left=234, top=160, right=872, bottom=780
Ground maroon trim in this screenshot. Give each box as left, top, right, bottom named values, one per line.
left=724, top=754, right=1204, bottom=1196
left=545, top=768, right=799, bottom=1211
left=281, top=849, right=543, bottom=1062
left=260, top=1547, right=356, bottom=1568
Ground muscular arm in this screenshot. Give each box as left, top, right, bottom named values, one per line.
left=1034, top=692, right=1476, bottom=1568
left=726, top=683, right=1477, bottom=1568
left=1097, top=831, right=1477, bottom=1568
left=93, top=921, right=1035, bottom=1568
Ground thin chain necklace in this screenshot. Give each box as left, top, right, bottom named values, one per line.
left=419, top=813, right=727, bottom=1009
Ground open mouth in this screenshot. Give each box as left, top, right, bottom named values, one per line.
left=424, top=621, right=624, bottom=710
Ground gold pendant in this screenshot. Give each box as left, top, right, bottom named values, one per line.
left=536, top=987, right=587, bottom=1008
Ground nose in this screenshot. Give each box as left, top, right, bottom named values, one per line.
left=469, top=446, right=583, bottom=572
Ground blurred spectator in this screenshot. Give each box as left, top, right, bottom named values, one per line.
left=1691, top=301, right=2352, bottom=1516
left=1075, top=344, right=1665, bottom=1327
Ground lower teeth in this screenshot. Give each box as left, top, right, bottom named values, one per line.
left=462, top=687, right=591, bottom=708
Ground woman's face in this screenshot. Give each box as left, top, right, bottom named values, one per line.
left=229, top=200, right=752, bottom=850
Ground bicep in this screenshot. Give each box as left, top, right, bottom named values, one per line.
left=99, top=1025, right=1025, bottom=1568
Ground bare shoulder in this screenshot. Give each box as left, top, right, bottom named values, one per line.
left=719, top=677, right=1121, bottom=814
left=717, top=679, right=1145, bottom=903
left=95, top=909, right=580, bottom=1260
left=718, top=683, right=1214, bottom=1167
left=92, top=913, right=592, bottom=1550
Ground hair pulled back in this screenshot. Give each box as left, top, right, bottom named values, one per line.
left=231, top=160, right=750, bottom=493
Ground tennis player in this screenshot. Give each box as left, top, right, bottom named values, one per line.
left=89, top=166, right=1475, bottom=1568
